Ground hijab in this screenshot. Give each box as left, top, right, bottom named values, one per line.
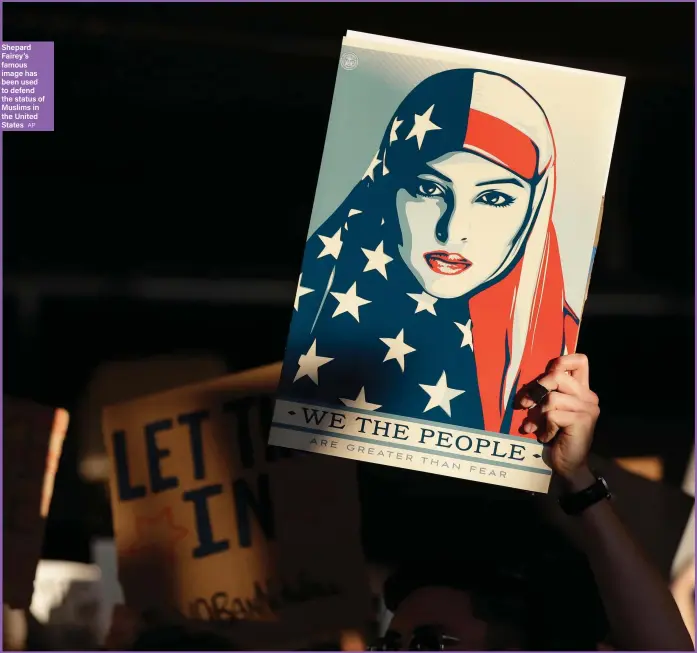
left=280, top=68, right=579, bottom=437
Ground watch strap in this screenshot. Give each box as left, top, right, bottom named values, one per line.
left=559, top=475, right=611, bottom=515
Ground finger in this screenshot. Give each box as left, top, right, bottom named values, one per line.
left=539, top=409, right=597, bottom=443
left=521, top=419, right=538, bottom=435
left=536, top=371, right=597, bottom=403
left=521, top=404, right=542, bottom=434
left=521, top=395, right=597, bottom=435
left=522, top=405, right=563, bottom=442
left=546, top=353, right=590, bottom=388
left=520, top=372, right=596, bottom=408
left=539, top=409, right=578, bottom=443
left=540, top=392, right=594, bottom=415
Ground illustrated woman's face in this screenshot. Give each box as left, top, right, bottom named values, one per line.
left=396, top=152, right=533, bottom=299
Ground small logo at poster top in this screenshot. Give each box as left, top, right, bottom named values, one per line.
left=340, top=52, right=359, bottom=71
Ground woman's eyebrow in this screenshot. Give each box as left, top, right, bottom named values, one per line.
left=475, top=177, right=524, bottom=188
left=421, top=168, right=453, bottom=183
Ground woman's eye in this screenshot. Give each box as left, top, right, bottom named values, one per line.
left=475, top=190, right=516, bottom=208
left=416, top=182, right=445, bottom=197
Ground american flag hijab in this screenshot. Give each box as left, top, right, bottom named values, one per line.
left=281, top=68, right=580, bottom=438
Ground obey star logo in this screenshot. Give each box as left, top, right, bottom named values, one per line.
left=123, top=506, right=189, bottom=561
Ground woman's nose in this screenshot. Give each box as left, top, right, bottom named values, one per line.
left=435, top=206, right=469, bottom=244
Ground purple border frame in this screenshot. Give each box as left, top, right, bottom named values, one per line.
left=0, top=2, right=695, bottom=653
left=1, top=0, right=5, bottom=643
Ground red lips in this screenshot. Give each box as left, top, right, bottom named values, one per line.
left=424, top=251, right=473, bottom=276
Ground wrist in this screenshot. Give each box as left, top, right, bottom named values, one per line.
left=558, top=465, right=595, bottom=493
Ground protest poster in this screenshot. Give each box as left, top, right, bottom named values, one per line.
left=4, top=398, right=69, bottom=609
left=30, top=560, right=104, bottom=649
left=103, top=362, right=371, bottom=649
left=77, top=353, right=227, bottom=483
left=270, top=31, right=625, bottom=493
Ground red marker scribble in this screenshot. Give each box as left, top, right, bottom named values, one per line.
left=123, top=506, right=189, bottom=561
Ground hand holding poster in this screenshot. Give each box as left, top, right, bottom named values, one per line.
left=270, top=31, right=625, bottom=493
left=103, top=363, right=371, bottom=649
left=4, top=398, right=68, bottom=610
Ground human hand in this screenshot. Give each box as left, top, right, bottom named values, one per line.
left=519, top=353, right=600, bottom=486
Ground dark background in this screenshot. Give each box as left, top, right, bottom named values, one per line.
left=2, top=2, right=695, bottom=567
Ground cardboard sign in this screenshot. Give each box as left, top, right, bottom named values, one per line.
left=103, top=363, right=371, bottom=649
left=77, top=354, right=227, bottom=483
left=4, top=398, right=68, bottom=609
left=270, top=31, right=625, bottom=493
left=30, top=560, right=104, bottom=649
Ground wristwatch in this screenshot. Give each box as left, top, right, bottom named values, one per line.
left=559, top=475, right=611, bottom=515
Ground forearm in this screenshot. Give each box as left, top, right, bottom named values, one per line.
left=671, top=562, right=696, bottom=645
left=561, top=467, right=693, bottom=651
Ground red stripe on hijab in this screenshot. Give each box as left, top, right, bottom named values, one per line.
left=470, top=224, right=576, bottom=437
left=464, top=109, right=538, bottom=180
